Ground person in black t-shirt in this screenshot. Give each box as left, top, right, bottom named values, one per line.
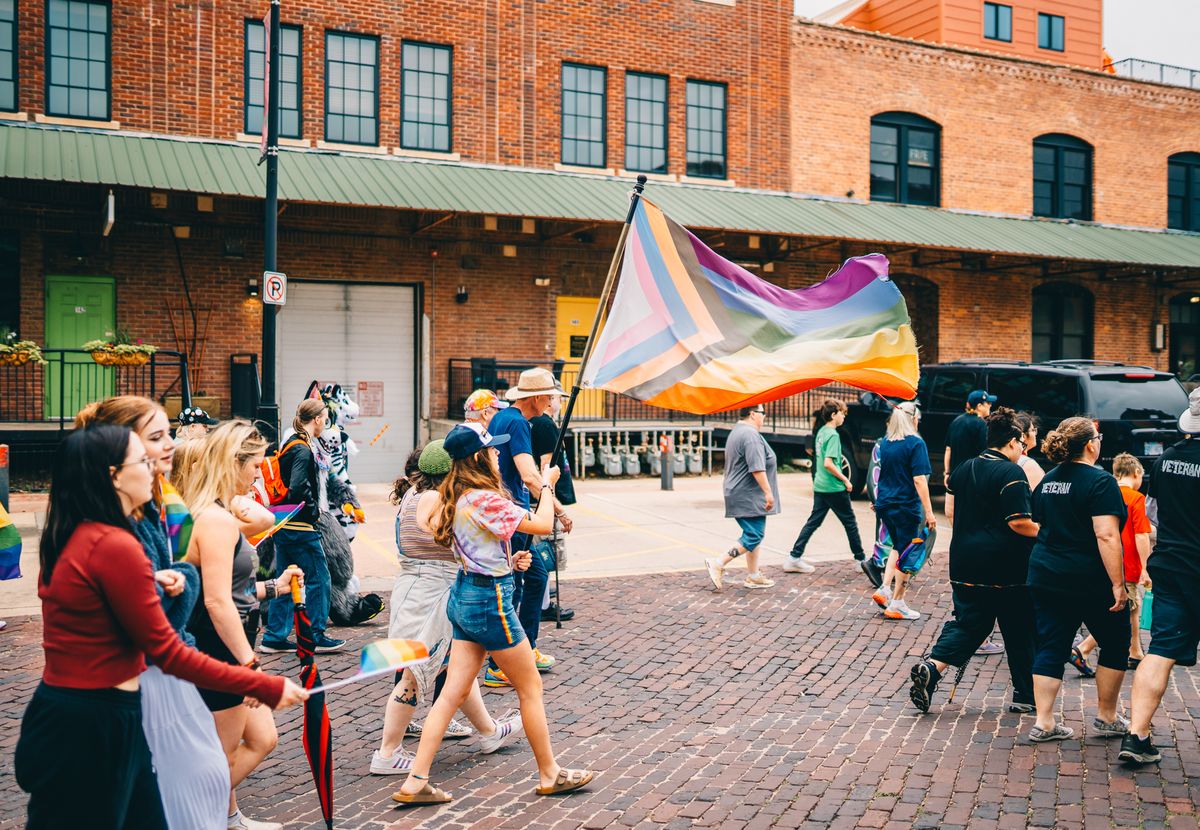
left=530, top=390, right=576, bottom=623
left=1121, top=388, right=1200, bottom=766
left=909, top=408, right=1039, bottom=714
left=943, top=389, right=995, bottom=497
left=1026, top=417, right=1129, bottom=744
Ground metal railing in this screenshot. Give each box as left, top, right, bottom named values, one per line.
left=0, top=349, right=192, bottom=425
left=1108, top=58, right=1200, bottom=90
left=447, top=357, right=860, bottom=434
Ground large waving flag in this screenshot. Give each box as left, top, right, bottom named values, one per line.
left=581, top=199, right=919, bottom=413
left=0, top=502, right=21, bottom=581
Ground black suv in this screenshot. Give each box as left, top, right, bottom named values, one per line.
left=840, top=360, right=1190, bottom=494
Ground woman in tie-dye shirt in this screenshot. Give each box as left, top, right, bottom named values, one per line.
left=392, top=424, right=596, bottom=806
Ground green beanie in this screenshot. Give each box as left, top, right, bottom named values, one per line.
left=418, top=439, right=451, bottom=476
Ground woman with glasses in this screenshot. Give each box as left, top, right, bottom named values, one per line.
left=1025, top=416, right=1129, bottom=743
left=15, top=426, right=305, bottom=830
left=706, top=405, right=780, bottom=591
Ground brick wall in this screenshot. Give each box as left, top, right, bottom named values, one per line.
left=790, top=20, right=1200, bottom=228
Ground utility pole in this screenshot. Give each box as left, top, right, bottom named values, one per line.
left=258, top=0, right=282, bottom=441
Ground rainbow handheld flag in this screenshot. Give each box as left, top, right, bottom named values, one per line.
left=309, top=639, right=430, bottom=694
left=248, top=502, right=305, bottom=548
left=157, top=477, right=193, bottom=562
left=581, top=199, right=919, bottom=413
left=0, top=502, right=21, bottom=581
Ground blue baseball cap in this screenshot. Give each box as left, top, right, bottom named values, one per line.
left=443, top=423, right=511, bottom=460
left=967, top=390, right=997, bottom=406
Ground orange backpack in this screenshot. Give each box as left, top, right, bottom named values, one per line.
left=260, top=438, right=308, bottom=505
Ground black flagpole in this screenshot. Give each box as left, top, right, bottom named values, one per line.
left=548, top=174, right=646, bottom=627
left=257, top=0, right=282, bottom=441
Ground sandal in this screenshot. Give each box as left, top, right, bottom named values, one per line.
left=392, top=782, right=453, bottom=806
left=1069, top=647, right=1096, bottom=678
left=536, top=768, right=597, bottom=796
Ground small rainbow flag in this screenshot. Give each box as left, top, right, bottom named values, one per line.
left=309, top=639, right=430, bottom=695
left=157, top=477, right=193, bottom=562
left=0, top=502, right=21, bottom=581
left=581, top=199, right=919, bottom=413
left=248, top=502, right=305, bottom=548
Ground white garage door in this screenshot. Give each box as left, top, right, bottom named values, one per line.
left=278, top=282, right=417, bottom=483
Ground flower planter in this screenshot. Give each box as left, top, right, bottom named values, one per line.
left=0, top=350, right=32, bottom=366
left=89, top=350, right=153, bottom=366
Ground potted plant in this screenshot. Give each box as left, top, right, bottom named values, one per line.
left=83, top=329, right=158, bottom=366
left=0, top=328, right=48, bottom=367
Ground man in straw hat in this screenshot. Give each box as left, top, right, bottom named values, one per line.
left=482, top=367, right=574, bottom=687
left=1119, top=387, right=1200, bottom=766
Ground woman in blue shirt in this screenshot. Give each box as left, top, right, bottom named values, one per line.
left=872, top=401, right=936, bottom=621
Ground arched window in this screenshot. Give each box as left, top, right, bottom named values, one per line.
left=870, top=112, right=940, bottom=207
left=891, top=274, right=939, bottom=364
left=1033, top=133, right=1092, bottom=220
left=1168, top=152, right=1200, bottom=232
left=1032, top=282, right=1093, bottom=362
left=1169, top=292, right=1200, bottom=379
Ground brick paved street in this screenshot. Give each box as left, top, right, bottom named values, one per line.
left=4, top=550, right=1200, bottom=829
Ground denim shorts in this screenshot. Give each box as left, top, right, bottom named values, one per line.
left=446, top=571, right=527, bottom=652
left=734, top=516, right=766, bottom=551
left=1147, top=571, right=1200, bottom=667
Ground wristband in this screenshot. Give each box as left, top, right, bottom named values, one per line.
left=541, top=484, right=553, bottom=491
left=242, top=657, right=261, bottom=670
left=264, top=581, right=276, bottom=600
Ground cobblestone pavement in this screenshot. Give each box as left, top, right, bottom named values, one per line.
left=3, top=555, right=1200, bottom=829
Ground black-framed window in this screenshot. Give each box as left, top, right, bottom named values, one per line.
left=561, top=63, right=606, bottom=168
left=1038, top=13, right=1064, bottom=51
left=401, top=41, right=452, bottom=153
left=1169, top=293, right=1200, bottom=379
left=870, top=112, right=940, bottom=206
left=1168, top=152, right=1200, bottom=232
left=686, top=79, right=726, bottom=179
left=244, top=21, right=302, bottom=139
left=1033, top=133, right=1092, bottom=220
left=983, top=2, right=1011, bottom=42
left=0, top=231, right=17, bottom=336
left=1032, top=282, right=1093, bottom=362
left=0, top=0, right=15, bottom=112
left=45, top=0, right=109, bottom=120
left=624, top=71, right=667, bottom=174
left=325, top=31, right=378, bottom=146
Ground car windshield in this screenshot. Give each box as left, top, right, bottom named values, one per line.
left=1088, top=376, right=1189, bottom=421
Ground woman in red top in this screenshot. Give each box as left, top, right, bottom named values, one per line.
left=14, top=425, right=306, bottom=830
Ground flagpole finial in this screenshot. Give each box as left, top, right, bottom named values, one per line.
left=634, top=174, right=647, bottom=194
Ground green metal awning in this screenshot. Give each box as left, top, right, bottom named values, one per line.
left=4, top=122, right=1200, bottom=268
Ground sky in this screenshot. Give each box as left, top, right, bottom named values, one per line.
left=793, top=0, right=1200, bottom=69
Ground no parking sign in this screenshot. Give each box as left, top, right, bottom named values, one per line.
left=263, top=271, right=287, bottom=305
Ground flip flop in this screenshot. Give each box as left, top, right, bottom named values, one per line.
left=536, top=768, right=596, bottom=796
left=392, top=783, right=452, bottom=806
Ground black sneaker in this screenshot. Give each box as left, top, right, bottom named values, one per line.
left=861, top=557, right=883, bottom=589
left=909, top=660, right=941, bottom=713
left=258, top=638, right=296, bottom=654
left=1118, top=732, right=1162, bottom=765
left=541, top=604, right=574, bottom=622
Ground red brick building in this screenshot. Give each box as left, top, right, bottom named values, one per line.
left=1, top=0, right=1198, bottom=478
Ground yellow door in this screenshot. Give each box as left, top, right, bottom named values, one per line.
left=555, top=296, right=604, bottom=417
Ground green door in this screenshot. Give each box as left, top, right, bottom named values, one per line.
left=44, top=276, right=116, bottom=420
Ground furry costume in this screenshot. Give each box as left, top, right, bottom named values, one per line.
left=313, top=383, right=365, bottom=541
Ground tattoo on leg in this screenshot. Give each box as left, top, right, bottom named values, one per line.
left=395, top=690, right=417, bottom=706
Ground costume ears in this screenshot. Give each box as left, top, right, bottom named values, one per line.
left=306, top=381, right=321, bottom=400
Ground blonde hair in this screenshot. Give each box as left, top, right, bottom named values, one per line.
left=1112, top=452, right=1143, bottom=480
left=179, top=420, right=269, bottom=517
left=432, top=450, right=505, bottom=549
left=1041, top=417, right=1095, bottom=464
left=885, top=401, right=920, bottom=441
left=170, top=437, right=207, bottom=498
left=74, top=395, right=162, bottom=432
left=293, top=398, right=326, bottom=438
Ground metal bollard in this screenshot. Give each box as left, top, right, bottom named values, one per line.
left=0, top=444, right=8, bottom=511
left=659, top=435, right=673, bottom=491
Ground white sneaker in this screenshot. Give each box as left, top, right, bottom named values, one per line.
left=228, top=810, right=282, bottom=830
left=743, top=571, right=776, bottom=589
left=445, top=718, right=473, bottom=739
left=369, top=747, right=415, bottom=775
left=782, top=557, right=815, bottom=574
left=884, top=600, right=921, bottom=621
left=705, top=558, right=725, bottom=591
left=478, top=711, right=524, bottom=754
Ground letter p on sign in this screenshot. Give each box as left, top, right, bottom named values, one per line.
left=263, top=271, right=287, bottom=305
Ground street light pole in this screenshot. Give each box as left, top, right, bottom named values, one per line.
left=258, top=0, right=282, bottom=441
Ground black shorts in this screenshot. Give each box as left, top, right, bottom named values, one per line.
left=193, top=613, right=259, bottom=712
left=1030, top=585, right=1130, bottom=679
left=1147, top=572, right=1200, bottom=667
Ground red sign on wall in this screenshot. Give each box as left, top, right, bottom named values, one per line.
left=357, top=381, right=383, bottom=417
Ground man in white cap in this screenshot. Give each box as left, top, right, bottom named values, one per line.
left=1119, top=387, right=1200, bottom=766
left=482, top=367, right=573, bottom=687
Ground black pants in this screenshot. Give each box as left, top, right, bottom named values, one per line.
left=791, top=490, right=864, bottom=559
left=929, top=584, right=1036, bottom=704
left=16, top=683, right=168, bottom=830
left=1031, top=585, right=1130, bottom=679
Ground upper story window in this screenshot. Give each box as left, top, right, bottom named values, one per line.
left=0, top=1, right=15, bottom=112
left=325, top=31, right=378, bottom=146
left=401, top=41, right=452, bottom=153
left=1168, top=152, right=1200, bottom=232
left=625, top=71, right=667, bottom=174
left=869, top=112, right=940, bottom=206
left=244, top=21, right=302, bottom=139
left=1038, top=13, right=1064, bottom=51
left=46, top=0, right=110, bottom=120
left=686, top=79, right=726, bottom=179
left=983, top=2, right=1012, bottom=42
left=1033, top=133, right=1092, bottom=220
left=561, top=63, right=606, bottom=168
